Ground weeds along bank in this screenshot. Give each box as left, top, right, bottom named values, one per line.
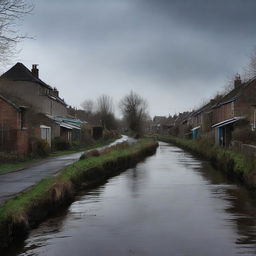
left=158, top=135, right=256, bottom=188
left=0, top=139, right=158, bottom=249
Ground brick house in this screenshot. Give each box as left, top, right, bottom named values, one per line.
left=0, top=94, right=28, bottom=155
left=170, top=112, right=191, bottom=138
left=0, top=63, right=85, bottom=151
left=190, top=100, right=216, bottom=139
left=212, top=75, right=256, bottom=146
left=152, top=116, right=167, bottom=134
left=0, top=63, right=68, bottom=117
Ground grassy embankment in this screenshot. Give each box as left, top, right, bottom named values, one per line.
left=0, top=138, right=158, bottom=248
left=0, top=137, right=118, bottom=175
left=158, top=135, right=256, bottom=187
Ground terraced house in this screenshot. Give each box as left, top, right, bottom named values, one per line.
left=0, top=63, right=85, bottom=155
left=212, top=75, right=256, bottom=146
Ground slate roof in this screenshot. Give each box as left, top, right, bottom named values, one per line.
left=181, top=111, right=193, bottom=124
left=193, top=100, right=216, bottom=116
left=1, top=62, right=67, bottom=106
left=214, top=76, right=256, bottom=108
left=215, top=86, right=242, bottom=107
left=1, top=62, right=53, bottom=90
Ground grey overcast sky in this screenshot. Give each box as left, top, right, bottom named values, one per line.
left=8, top=0, right=256, bottom=116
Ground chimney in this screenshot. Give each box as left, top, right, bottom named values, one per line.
left=53, top=87, right=59, bottom=97
left=234, top=74, right=242, bottom=89
left=31, top=64, right=39, bottom=78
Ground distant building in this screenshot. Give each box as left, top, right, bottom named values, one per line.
left=190, top=100, right=216, bottom=140
left=152, top=116, right=173, bottom=134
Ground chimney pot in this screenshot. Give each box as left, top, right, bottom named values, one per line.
left=31, top=64, right=39, bottom=78
left=234, top=74, right=242, bottom=89
left=53, top=87, right=59, bottom=97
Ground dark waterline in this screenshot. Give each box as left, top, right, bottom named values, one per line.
left=4, top=142, right=256, bottom=256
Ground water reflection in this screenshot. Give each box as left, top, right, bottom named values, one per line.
left=3, top=141, right=256, bottom=256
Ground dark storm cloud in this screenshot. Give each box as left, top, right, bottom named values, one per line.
left=141, top=0, right=256, bottom=34
left=17, top=0, right=256, bottom=116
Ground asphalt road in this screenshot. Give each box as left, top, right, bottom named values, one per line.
left=0, top=135, right=135, bottom=205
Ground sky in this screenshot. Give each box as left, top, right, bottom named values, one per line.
left=6, top=0, right=256, bottom=117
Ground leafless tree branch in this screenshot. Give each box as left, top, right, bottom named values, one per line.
left=0, top=0, right=33, bottom=65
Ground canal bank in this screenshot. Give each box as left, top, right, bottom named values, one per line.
left=0, top=139, right=158, bottom=249
left=158, top=135, right=256, bottom=188
left=3, top=141, right=256, bottom=256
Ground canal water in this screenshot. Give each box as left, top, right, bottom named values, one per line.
left=5, top=142, right=256, bottom=256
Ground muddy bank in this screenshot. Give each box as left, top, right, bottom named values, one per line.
left=0, top=139, right=158, bottom=249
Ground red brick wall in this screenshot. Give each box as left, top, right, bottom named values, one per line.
left=213, top=80, right=256, bottom=126
left=235, top=80, right=256, bottom=123
left=213, top=102, right=234, bottom=124
left=17, top=130, right=29, bottom=155
left=0, top=97, right=29, bottom=155
left=0, top=97, right=20, bottom=129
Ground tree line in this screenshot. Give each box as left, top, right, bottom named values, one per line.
left=78, top=91, right=149, bottom=137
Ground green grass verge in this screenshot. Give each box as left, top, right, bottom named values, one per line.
left=0, top=138, right=157, bottom=221
left=0, top=138, right=118, bottom=175
left=0, top=159, right=41, bottom=175
left=158, top=135, right=256, bottom=183
left=49, top=137, right=117, bottom=157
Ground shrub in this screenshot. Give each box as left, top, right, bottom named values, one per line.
left=35, top=139, right=50, bottom=157
left=80, top=132, right=95, bottom=146
left=52, top=137, right=71, bottom=151
left=103, top=130, right=119, bottom=140
left=232, top=126, right=256, bottom=144
left=80, top=149, right=100, bottom=160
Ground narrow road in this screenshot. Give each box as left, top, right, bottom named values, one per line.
left=0, top=135, right=134, bottom=205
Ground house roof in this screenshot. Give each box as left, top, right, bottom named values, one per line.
left=214, top=76, right=256, bottom=108
left=215, top=86, right=242, bottom=107
left=181, top=111, right=193, bottom=124
left=1, top=62, right=67, bottom=106
left=1, top=62, right=53, bottom=90
left=0, top=94, right=22, bottom=111
left=192, top=100, right=216, bottom=116
left=153, top=116, right=166, bottom=124
left=46, top=115, right=86, bottom=129
left=212, top=116, right=245, bottom=128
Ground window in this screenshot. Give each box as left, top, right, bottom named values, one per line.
left=40, top=125, right=51, bottom=146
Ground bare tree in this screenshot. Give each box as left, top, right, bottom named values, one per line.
left=97, top=95, right=113, bottom=115
left=81, top=99, right=94, bottom=116
left=119, top=91, right=148, bottom=137
left=96, top=94, right=117, bottom=130
left=240, top=47, right=256, bottom=81
left=0, top=0, right=33, bottom=64
left=248, top=48, right=256, bottom=78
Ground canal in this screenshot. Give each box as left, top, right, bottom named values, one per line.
left=4, top=141, right=256, bottom=256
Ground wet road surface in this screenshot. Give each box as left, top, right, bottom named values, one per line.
left=0, top=135, right=133, bottom=205
left=3, top=141, right=256, bottom=256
